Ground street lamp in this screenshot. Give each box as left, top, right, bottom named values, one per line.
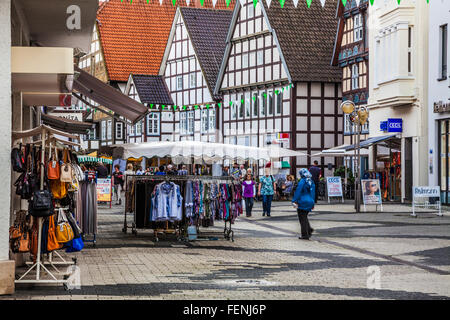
left=340, top=100, right=369, bottom=213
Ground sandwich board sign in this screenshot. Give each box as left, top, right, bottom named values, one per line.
left=326, top=177, right=344, bottom=203
left=412, top=186, right=442, bottom=217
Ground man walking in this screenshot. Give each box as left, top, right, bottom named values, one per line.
left=308, top=161, right=321, bottom=203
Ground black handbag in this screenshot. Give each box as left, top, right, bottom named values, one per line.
left=66, top=211, right=82, bottom=239
left=29, top=189, right=54, bottom=217
left=11, top=144, right=25, bottom=173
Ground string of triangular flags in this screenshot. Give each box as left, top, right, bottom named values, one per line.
left=120, top=0, right=431, bottom=8
left=109, top=83, right=293, bottom=113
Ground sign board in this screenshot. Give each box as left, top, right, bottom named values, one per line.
left=326, top=177, right=344, bottom=203
left=380, top=118, right=403, bottom=133
left=361, top=179, right=383, bottom=208
left=49, top=112, right=83, bottom=122
left=412, top=186, right=442, bottom=217
left=96, top=178, right=112, bottom=202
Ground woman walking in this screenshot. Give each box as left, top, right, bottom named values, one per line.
left=292, top=168, right=315, bottom=240
left=258, top=168, right=276, bottom=217
left=242, top=174, right=256, bottom=217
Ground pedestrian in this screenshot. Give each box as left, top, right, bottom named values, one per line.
left=136, top=166, right=144, bottom=175
left=178, top=165, right=188, bottom=175
left=258, top=168, right=276, bottom=217
left=96, top=161, right=108, bottom=178
left=231, top=163, right=241, bottom=180
left=242, top=174, right=256, bottom=217
left=308, top=160, right=321, bottom=203
left=112, top=165, right=124, bottom=205
left=292, top=168, right=316, bottom=240
left=155, top=165, right=166, bottom=175
left=240, top=164, right=247, bottom=180
left=222, top=166, right=230, bottom=177
left=123, top=163, right=135, bottom=188
left=144, top=167, right=151, bottom=175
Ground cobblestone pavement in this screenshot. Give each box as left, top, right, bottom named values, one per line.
left=4, top=200, right=450, bottom=300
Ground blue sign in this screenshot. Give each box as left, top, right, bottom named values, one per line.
left=387, top=118, right=402, bottom=133
left=380, top=119, right=402, bottom=133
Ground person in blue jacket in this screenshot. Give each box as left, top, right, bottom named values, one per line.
left=292, top=168, right=316, bottom=240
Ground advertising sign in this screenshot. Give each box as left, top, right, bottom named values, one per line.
left=412, top=186, right=442, bottom=217
left=96, top=178, right=112, bottom=202
left=326, top=177, right=343, bottom=197
left=361, top=179, right=382, bottom=205
left=412, top=186, right=440, bottom=198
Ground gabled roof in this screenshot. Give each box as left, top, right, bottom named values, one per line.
left=130, top=74, right=174, bottom=106
left=96, top=0, right=236, bottom=82
left=180, top=7, right=233, bottom=99
left=262, top=1, right=341, bottom=83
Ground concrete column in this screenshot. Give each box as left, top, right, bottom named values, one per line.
left=0, top=0, right=14, bottom=295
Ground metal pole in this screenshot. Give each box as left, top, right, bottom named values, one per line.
left=356, top=120, right=361, bottom=213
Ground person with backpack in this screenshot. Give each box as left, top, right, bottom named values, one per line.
left=258, top=168, right=276, bottom=217
left=292, top=168, right=316, bottom=240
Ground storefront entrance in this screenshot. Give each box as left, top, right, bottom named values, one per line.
left=438, top=120, right=450, bottom=204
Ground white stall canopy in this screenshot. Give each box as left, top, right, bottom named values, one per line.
left=112, top=141, right=307, bottom=162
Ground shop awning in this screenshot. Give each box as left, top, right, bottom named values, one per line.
left=73, top=66, right=149, bottom=124
left=12, top=124, right=79, bottom=141
left=41, top=113, right=93, bottom=135
left=112, top=141, right=307, bottom=163
left=77, top=155, right=113, bottom=165
left=343, top=134, right=399, bottom=151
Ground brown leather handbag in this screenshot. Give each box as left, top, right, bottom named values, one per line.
left=47, top=214, right=62, bottom=252
left=47, top=144, right=60, bottom=180
left=16, top=231, right=30, bottom=253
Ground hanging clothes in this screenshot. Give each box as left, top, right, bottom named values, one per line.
left=150, top=181, right=183, bottom=222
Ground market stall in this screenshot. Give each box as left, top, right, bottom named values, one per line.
left=114, top=141, right=307, bottom=242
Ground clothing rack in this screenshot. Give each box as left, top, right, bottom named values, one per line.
left=123, top=175, right=235, bottom=242
left=14, top=128, right=77, bottom=287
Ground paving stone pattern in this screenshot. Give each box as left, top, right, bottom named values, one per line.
left=5, top=200, right=450, bottom=300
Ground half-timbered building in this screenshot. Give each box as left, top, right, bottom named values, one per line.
left=215, top=0, right=342, bottom=177
left=332, top=0, right=370, bottom=146
left=158, top=7, right=233, bottom=143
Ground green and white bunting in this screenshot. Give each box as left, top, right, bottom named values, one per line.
left=119, top=0, right=430, bottom=7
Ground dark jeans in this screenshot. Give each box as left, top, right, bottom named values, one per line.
left=297, top=209, right=313, bottom=238
left=313, top=180, right=319, bottom=203
left=262, top=194, right=273, bottom=216
left=244, top=197, right=254, bottom=216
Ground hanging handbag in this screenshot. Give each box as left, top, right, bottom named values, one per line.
left=29, top=189, right=54, bottom=217
left=65, top=211, right=82, bottom=239
left=29, top=219, right=39, bottom=262
left=55, top=209, right=74, bottom=243
left=47, top=214, right=62, bottom=252
left=47, top=144, right=60, bottom=180
left=11, top=143, right=26, bottom=173
left=66, top=236, right=84, bottom=253
left=60, top=149, right=73, bottom=183
left=49, top=179, right=67, bottom=200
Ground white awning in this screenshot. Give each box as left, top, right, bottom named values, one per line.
left=112, top=141, right=307, bottom=162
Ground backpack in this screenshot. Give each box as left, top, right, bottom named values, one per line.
left=11, top=144, right=25, bottom=173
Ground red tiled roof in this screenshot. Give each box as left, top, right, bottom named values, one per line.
left=97, top=0, right=236, bottom=82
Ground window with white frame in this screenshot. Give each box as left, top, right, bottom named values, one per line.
left=107, top=120, right=112, bottom=140
left=176, top=76, right=183, bottom=90
left=440, top=24, right=448, bottom=79
left=189, top=73, right=196, bottom=88
left=344, top=114, right=352, bottom=135
left=268, top=90, right=274, bottom=116
left=147, top=113, right=160, bottom=136
left=242, top=54, right=248, bottom=69
left=208, top=109, right=215, bottom=132
left=248, top=3, right=254, bottom=18
left=101, top=120, right=106, bottom=140
left=253, top=93, right=259, bottom=117
left=245, top=92, right=251, bottom=118
left=408, top=26, right=413, bottom=74
left=352, top=64, right=359, bottom=90
left=257, top=50, right=263, bottom=66
left=115, top=122, right=123, bottom=140
left=260, top=92, right=266, bottom=117
left=180, top=112, right=187, bottom=134
left=87, top=128, right=96, bottom=140
left=231, top=102, right=237, bottom=120
left=239, top=94, right=245, bottom=119
left=276, top=90, right=282, bottom=115
left=187, top=111, right=194, bottom=134
left=135, top=120, right=142, bottom=136
left=201, top=109, right=208, bottom=133
left=354, top=14, right=363, bottom=42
